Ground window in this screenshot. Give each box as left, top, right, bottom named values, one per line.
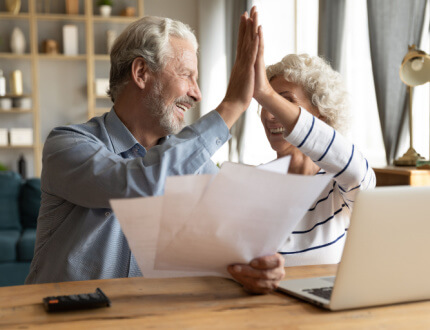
left=204, top=0, right=429, bottom=167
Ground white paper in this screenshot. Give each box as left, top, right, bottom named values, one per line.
left=110, top=196, right=218, bottom=278
left=154, top=162, right=332, bottom=276
left=256, top=155, right=290, bottom=174
left=156, top=174, right=214, bottom=267
left=112, top=160, right=332, bottom=278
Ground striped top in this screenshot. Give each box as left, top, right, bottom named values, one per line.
left=279, top=108, right=376, bottom=266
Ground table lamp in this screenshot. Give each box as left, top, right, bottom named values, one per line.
left=394, top=45, right=430, bottom=166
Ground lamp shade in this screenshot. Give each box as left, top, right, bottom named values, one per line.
left=399, top=45, right=430, bottom=87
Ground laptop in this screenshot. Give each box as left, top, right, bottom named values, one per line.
left=277, top=185, right=430, bottom=310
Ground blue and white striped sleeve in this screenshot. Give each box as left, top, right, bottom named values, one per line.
left=285, top=108, right=376, bottom=205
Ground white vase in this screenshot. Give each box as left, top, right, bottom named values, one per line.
left=99, top=5, right=112, bottom=17
left=10, top=27, right=26, bottom=54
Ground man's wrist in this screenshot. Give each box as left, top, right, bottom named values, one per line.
left=216, top=99, right=247, bottom=129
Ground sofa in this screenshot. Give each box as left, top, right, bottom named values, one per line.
left=0, top=171, right=41, bottom=287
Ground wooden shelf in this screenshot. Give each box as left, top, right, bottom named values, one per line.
left=0, top=109, right=33, bottom=113
left=0, top=53, right=32, bottom=59
left=0, top=12, right=30, bottom=19
left=0, top=0, right=145, bottom=176
left=37, top=54, right=87, bottom=60
left=94, top=55, right=110, bottom=61
left=35, top=14, right=86, bottom=21
left=94, top=108, right=111, bottom=115
left=0, top=145, right=36, bottom=149
left=0, top=94, right=32, bottom=99
left=92, top=16, right=138, bottom=23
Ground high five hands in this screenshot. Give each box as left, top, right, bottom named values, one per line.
left=217, top=6, right=269, bottom=128
left=223, top=6, right=286, bottom=294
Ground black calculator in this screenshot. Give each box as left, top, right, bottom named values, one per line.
left=43, top=288, right=111, bottom=312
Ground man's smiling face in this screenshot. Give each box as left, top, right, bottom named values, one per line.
left=145, top=37, right=202, bottom=134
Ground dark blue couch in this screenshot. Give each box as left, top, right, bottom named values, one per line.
left=0, top=171, right=41, bottom=287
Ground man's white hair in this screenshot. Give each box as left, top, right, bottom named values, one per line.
left=108, top=16, right=198, bottom=102
left=266, top=54, right=350, bottom=134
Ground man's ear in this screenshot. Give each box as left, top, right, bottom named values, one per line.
left=131, top=57, right=151, bottom=90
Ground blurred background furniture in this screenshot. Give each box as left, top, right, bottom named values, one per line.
left=373, top=166, right=430, bottom=186
left=0, top=171, right=40, bottom=287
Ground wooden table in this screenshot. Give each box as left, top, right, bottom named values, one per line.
left=1, top=264, right=429, bottom=329
left=373, top=166, right=430, bottom=186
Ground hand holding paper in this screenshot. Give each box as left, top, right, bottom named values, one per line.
left=111, top=157, right=332, bottom=278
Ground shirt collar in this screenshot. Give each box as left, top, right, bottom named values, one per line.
left=105, top=107, right=141, bottom=155
left=105, top=107, right=170, bottom=155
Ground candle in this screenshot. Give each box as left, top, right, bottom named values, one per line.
left=10, top=70, right=23, bottom=95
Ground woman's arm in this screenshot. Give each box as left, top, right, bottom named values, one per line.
left=252, top=24, right=375, bottom=203
left=253, top=25, right=300, bottom=135
left=287, top=109, right=376, bottom=203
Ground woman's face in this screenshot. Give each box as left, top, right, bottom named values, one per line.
left=260, top=76, right=320, bottom=154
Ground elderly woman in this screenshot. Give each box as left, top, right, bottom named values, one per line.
left=228, top=7, right=375, bottom=292
left=253, top=49, right=376, bottom=265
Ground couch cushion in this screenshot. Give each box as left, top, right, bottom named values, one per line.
left=0, top=171, right=22, bottom=231
left=17, top=228, right=37, bottom=261
left=0, top=230, right=20, bottom=262
left=0, top=262, right=31, bottom=287
left=19, top=178, right=41, bottom=229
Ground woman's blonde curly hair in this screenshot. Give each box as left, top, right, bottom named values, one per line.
left=266, top=54, right=350, bottom=134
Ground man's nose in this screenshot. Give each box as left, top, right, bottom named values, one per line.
left=188, top=80, right=202, bottom=103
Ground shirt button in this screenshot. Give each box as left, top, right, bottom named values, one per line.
left=105, top=212, right=111, bottom=217
left=216, top=139, right=222, bottom=146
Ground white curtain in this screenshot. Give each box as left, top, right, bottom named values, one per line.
left=198, top=0, right=229, bottom=164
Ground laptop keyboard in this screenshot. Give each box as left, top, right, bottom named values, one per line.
left=303, top=287, right=333, bottom=300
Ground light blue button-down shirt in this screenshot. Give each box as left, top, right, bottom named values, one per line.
left=26, top=108, right=229, bottom=284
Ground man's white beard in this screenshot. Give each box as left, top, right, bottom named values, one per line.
left=145, top=80, right=185, bottom=135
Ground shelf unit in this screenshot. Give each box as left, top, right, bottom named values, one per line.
left=0, top=0, right=144, bottom=176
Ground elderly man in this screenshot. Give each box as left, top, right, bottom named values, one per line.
left=26, top=10, right=284, bottom=294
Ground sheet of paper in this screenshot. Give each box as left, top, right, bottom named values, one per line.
left=257, top=155, right=290, bottom=174
left=154, top=157, right=291, bottom=272
left=154, top=162, right=333, bottom=276
left=156, top=160, right=291, bottom=276
left=110, top=196, right=219, bottom=278
left=156, top=174, right=214, bottom=268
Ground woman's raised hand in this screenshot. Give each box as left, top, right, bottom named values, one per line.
left=253, top=15, right=274, bottom=104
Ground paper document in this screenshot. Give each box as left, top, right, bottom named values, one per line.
left=110, top=196, right=219, bottom=278
left=256, top=155, right=290, bottom=174
left=111, top=158, right=332, bottom=278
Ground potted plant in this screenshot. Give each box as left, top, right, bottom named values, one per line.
left=97, top=0, right=113, bottom=17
